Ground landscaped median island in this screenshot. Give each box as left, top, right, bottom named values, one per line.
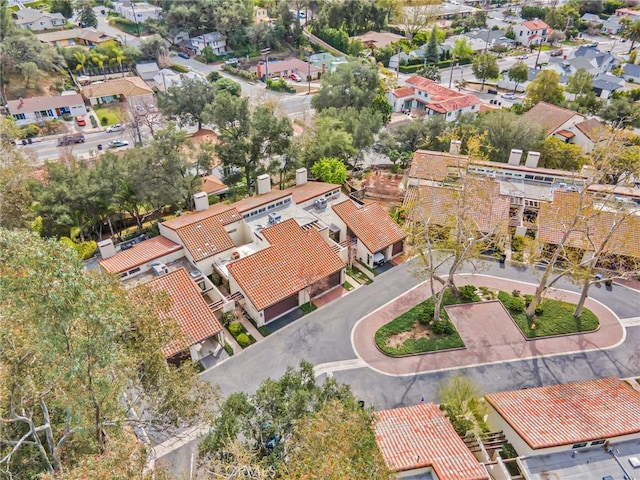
left=497, top=290, right=599, bottom=338
left=375, top=285, right=601, bottom=356
left=375, top=288, right=469, bottom=356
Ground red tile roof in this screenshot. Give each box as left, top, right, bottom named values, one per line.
left=375, top=402, right=489, bottom=479
left=574, top=118, right=607, bottom=143
left=392, top=86, right=415, bottom=98
left=486, top=378, right=640, bottom=450
left=142, top=268, right=223, bottom=358
left=201, top=175, right=227, bottom=195
left=285, top=181, right=340, bottom=204
left=411, top=179, right=510, bottom=235
left=406, top=76, right=462, bottom=101
left=555, top=129, right=575, bottom=139
left=410, top=150, right=469, bottom=182
left=99, top=236, right=183, bottom=274
left=332, top=200, right=406, bottom=253
left=232, top=189, right=292, bottom=214
left=425, top=94, right=481, bottom=114
left=162, top=203, right=241, bottom=230
left=522, top=102, right=584, bottom=135
left=537, top=191, right=640, bottom=258
left=175, top=210, right=239, bottom=262
left=523, top=19, right=549, bottom=31
left=227, top=219, right=345, bottom=311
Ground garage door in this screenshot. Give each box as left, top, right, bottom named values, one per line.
left=392, top=240, right=404, bottom=256
left=311, top=270, right=341, bottom=296
left=264, top=293, right=299, bottom=322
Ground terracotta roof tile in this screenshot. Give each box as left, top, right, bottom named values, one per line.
left=375, top=403, right=489, bottom=479
left=142, top=268, right=223, bottom=358
left=410, top=150, right=469, bottom=182
left=201, top=175, right=227, bottom=195
left=99, top=236, right=183, bottom=274
left=410, top=179, right=510, bottom=235
left=522, top=102, right=583, bottom=135
left=232, top=190, right=292, bottom=214
left=82, top=76, right=153, bottom=99
left=175, top=211, right=239, bottom=262
left=227, top=219, right=345, bottom=311
left=574, top=118, right=607, bottom=142
left=284, top=181, right=341, bottom=204
left=523, top=19, right=550, bottom=31
left=392, top=86, right=415, bottom=98
left=426, top=94, right=481, bottom=113
left=537, top=191, right=640, bottom=258
left=486, top=378, right=640, bottom=450
left=332, top=200, right=406, bottom=253
left=555, top=129, right=575, bottom=138
left=162, top=203, right=241, bottom=230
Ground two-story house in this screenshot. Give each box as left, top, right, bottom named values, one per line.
left=186, top=31, right=226, bottom=56
left=12, top=8, right=66, bottom=31
left=513, top=19, right=550, bottom=47
left=114, top=1, right=162, bottom=23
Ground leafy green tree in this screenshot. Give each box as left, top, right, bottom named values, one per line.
left=425, top=26, right=439, bottom=64
left=525, top=69, right=565, bottom=107
left=567, top=68, right=593, bottom=96
left=50, top=0, right=73, bottom=18
left=372, top=93, right=392, bottom=125
left=448, top=37, right=473, bottom=88
left=418, top=63, right=441, bottom=82
left=0, top=230, right=218, bottom=479
left=18, top=61, right=39, bottom=88
left=471, top=52, right=499, bottom=91
left=215, top=77, right=241, bottom=97
left=539, top=136, right=587, bottom=170
left=158, top=76, right=217, bottom=130
left=312, top=61, right=381, bottom=112
left=599, top=96, right=640, bottom=129
left=310, top=157, right=347, bottom=184
left=204, top=91, right=292, bottom=193
left=480, top=110, right=544, bottom=163
left=0, top=0, right=14, bottom=41
left=508, top=61, right=528, bottom=93
left=139, top=34, right=166, bottom=61
left=0, top=136, right=37, bottom=230
left=520, top=5, right=549, bottom=20
left=76, top=0, right=97, bottom=28
left=301, top=115, right=357, bottom=168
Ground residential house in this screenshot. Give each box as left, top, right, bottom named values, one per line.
left=152, top=69, right=200, bottom=91
left=388, top=43, right=448, bottom=69
left=602, top=15, right=623, bottom=35
left=537, top=190, right=640, bottom=261
left=465, top=28, right=514, bottom=51
left=497, top=66, right=545, bottom=93
left=522, top=102, right=585, bottom=139
left=254, top=6, right=271, bottom=24
left=386, top=75, right=481, bottom=122
left=352, top=30, right=406, bottom=49
left=566, top=118, right=607, bottom=152
left=309, top=52, right=348, bottom=73
left=186, top=31, right=226, bottom=56
left=12, top=8, right=66, bottom=31
left=35, top=28, right=118, bottom=47
left=255, top=57, right=322, bottom=80
left=443, top=34, right=488, bottom=53
left=615, top=7, right=640, bottom=19
left=623, top=63, right=640, bottom=83
left=7, top=93, right=87, bottom=126
left=201, top=175, right=228, bottom=198
left=141, top=268, right=225, bottom=364
left=512, top=19, right=550, bottom=47
left=102, top=169, right=404, bottom=326
left=82, top=76, right=154, bottom=106
left=581, top=12, right=603, bottom=27
left=135, top=62, right=160, bottom=81
left=486, top=378, right=640, bottom=480
left=591, top=73, right=624, bottom=99
left=375, top=402, right=491, bottom=480
left=331, top=199, right=406, bottom=268
left=114, top=1, right=162, bottom=23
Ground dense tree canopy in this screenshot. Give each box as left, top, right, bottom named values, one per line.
left=312, top=61, right=382, bottom=112
left=526, top=70, right=565, bottom=107
left=158, top=76, right=218, bottom=130
left=310, top=157, right=348, bottom=185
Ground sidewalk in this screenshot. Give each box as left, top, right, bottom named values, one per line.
left=353, top=273, right=625, bottom=376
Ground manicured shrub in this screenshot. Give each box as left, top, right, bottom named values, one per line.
left=459, top=285, right=477, bottom=301
left=228, top=321, right=243, bottom=335
left=535, top=302, right=544, bottom=316
left=101, top=116, right=108, bottom=126
left=524, top=294, right=533, bottom=306
left=236, top=333, right=251, bottom=348
left=90, top=116, right=98, bottom=128
left=62, top=113, right=73, bottom=121
left=432, top=320, right=453, bottom=335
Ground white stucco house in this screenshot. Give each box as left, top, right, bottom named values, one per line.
left=7, top=93, right=87, bottom=126
left=12, top=8, right=66, bottom=30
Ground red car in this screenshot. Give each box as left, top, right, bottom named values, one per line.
left=289, top=73, right=302, bottom=82
left=75, top=115, right=86, bottom=126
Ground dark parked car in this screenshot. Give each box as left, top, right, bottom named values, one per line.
left=487, top=89, right=498, bottom=95
left=178, top=51, right=190, bottom=59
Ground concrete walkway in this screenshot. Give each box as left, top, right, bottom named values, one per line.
left=237, top=315, right=263, bottom=341
left=352, top=273, right=625, bottom=377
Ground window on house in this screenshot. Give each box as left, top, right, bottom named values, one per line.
left=572, top=443, right=587, bottom=449
left=590, top=440, right=606, bottom=446
left=13, top=113, right=26, bottom=120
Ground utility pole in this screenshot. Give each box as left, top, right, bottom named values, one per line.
left=307, top=54, right=311, bottom=94
left=534, top=38, right=543, bottom=69
left=395, top=45, right=401, bottom=82
left=130, top=2, right=140, bottom=36
left=260, top=48, right=271, bottom=81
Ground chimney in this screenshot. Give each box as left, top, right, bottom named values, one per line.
left=525, top=151, right=540, bottom=168
left=295, top=167, right=307, bottom=186
left=97, top=239, right=116, bottom=259
left=256, top=173, right=271, bottom=195
left=508, top=149, right=523, bottom=165
left=18, top=97, right=24, bottom=107
left=449, top=140, right=462, bottom=155
left=193, top=191, right=209, bottom=211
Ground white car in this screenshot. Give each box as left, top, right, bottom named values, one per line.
left=106, top=123, right=124, bottom=133
left=108, top=139, right=129, bottom=148
left=502, top=93, right=517, bottom=100
left=517, top=54, right=528, bottom=60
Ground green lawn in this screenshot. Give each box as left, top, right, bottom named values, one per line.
left=498, top=291, right=599, bottom=338
left=342, top=281, right=354, bottom=291
left=346, top=266, right=372, bottom=285
left=375, top=288, right=477, bottom=356
left=93, top=106, right=123, bottom=126
left=300, top=302, right=317, bottom=314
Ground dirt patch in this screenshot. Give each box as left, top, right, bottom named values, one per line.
left=386, top=321, right=431, bottom=348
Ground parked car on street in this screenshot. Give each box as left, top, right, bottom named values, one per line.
left=57, top=134, right=85, bottom=146
left=289, top=72, right=302, bottom=82
left=224, top=57, right=238, bottom=65
left=75, top=115, right=86, bottom=126
left=178, top=51, right=190, bottom=59
left=108, top=139, right=129, bottom=148
left=517, top=54, right=528, bottom=60
left=550, top=49, right=564, bottom=57
left=106, top=123, right=124, bottom=133
left=502, top=93, right=517, bottom=100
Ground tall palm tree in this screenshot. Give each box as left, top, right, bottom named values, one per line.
left=622, top=18, right=640, bottom=54
left=90, top=52, right=109, bottom=80
left=448, top=37, right=473, bottom=89
left=110, top=46, right=126, bottom=77
left=73, top=50, right=88, bottom=74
